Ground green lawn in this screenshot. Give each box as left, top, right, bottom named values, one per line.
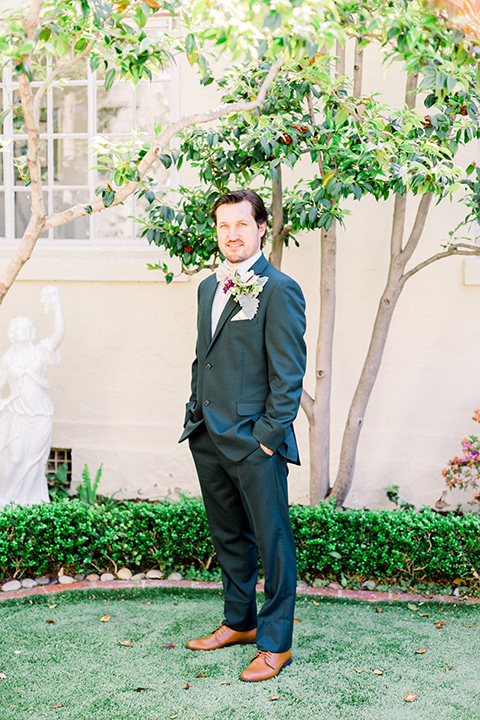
left=0, top=587, right=477, bottom=720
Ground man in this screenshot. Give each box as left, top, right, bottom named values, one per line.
left=179, top=189, right=306, bottom=682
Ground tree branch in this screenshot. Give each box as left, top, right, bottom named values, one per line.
left=43, top=54, right=286, bottom=230
left=399, top=191, right=434, bottom=264
left=403, top=244, right=480, bottom=283
left=24, top=0, right=44, bottom=39
left=353, top=39, right=363, bottom=98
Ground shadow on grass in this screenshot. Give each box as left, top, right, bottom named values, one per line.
left=0, top=587, right=478, bottom=720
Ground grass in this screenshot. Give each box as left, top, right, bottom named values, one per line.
left=0, top=587, right=478, bottom=720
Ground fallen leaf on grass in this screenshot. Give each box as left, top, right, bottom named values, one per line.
left=46, top=620, right=56, bottom=625
left=435, top=621, right=447, bottom=628
left=48, top=604, right=57, bottom=609
left=407, top=604, right=419, bottom=612
left=374, top=605, right=383, bottom=613
left=269, top=695, right=280, bottom=701
left=404, top=692, right=417, bottom=702
left=183, top=683, right=190, bottom=690
left=446, top=666, right=453, bottom=671
left=312, top=600, right=319, bottom=606
left=464, top=623, right=475, bottom=627
left=119, top=641, right=133, bottom=647
left=293, top=618, right=301, bottom=623
left=163, top=643, right=176, bottom=649
left=419, top=613, right=430, bottom=617
left=100, top=615, right=110, bottom=623
left=0, top=673, right=6, bottom=680
left=50, top=704, right=66, bottom=709
left=133, top=687, right=150, bottom=692
left=415, top=649, right=427, bottom=654
left=146, top=601, right=152, bottom=605
left=373, top=669, right=384, bottom=675
left=220, top=681, right=231, bottom=685
left=354, top=668, right=363, bottom=673
left=195, top=674, right=207, bottom=678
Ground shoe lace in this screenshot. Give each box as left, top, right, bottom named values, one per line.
left=212, top=622, right=228, bottom=637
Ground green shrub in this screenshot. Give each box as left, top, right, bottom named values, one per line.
left=0, top=499, right=479, bottom=585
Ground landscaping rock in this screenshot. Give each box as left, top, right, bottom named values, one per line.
left=35, top=576, right=51, bottom=586
left=146, top=569, right=164, bottom=580
left=132, top=573, right=146, bottom=581
left=117, top=567, right=132, bottom=581
left=296, top=580, right=308, bottom=589
left=361, top=580, right=377, bottom=591
left=74, top=574, right=85, bottom=582
left=328, top=582, right=342, bottom=590
left=58, top=575, right=75, bottom=585
left=167, top=572, right=182, bottom=582
left=2, top=580, right=21, bottom=592
left=86, top=573, right=100, bottom=582
left=313, top=578, right=326, bottom=589
left=21, top=578, right=38, bottom=589
left=100, top=573, right=115, bottom=582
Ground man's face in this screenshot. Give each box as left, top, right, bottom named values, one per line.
left=216, top=200, right=266, bottom=267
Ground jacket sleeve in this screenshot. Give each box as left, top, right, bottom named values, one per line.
left=251, top=277, right=306, bottom=452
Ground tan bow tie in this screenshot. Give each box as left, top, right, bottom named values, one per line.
left=216, top=262, right=236, bottom=284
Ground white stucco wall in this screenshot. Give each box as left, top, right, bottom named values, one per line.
left=1, top=32, right=479, bottom=510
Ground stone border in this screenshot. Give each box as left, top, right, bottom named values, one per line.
left=0, top=577, right=478, bottom=604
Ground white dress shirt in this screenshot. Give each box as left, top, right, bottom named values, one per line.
left=211, top=250, right=263, bottom=337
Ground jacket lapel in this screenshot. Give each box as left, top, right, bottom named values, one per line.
left=204, top=254, right=270, bottom=354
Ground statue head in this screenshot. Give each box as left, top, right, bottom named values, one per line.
left=7, top=317, right=36, bottom=346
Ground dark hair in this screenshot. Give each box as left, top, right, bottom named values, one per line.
left=211, top=189, right=269, bottom=242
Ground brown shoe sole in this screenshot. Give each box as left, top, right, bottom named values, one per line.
left=240, top=657, right=293, bottom=682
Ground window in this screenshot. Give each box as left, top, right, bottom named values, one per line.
left=0, top=17, right=178, bottom=246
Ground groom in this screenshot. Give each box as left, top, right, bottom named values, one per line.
left=179, top=189, right=306, bottom=682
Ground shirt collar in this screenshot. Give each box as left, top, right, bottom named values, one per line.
left=225, top=250, right=263, bottom=277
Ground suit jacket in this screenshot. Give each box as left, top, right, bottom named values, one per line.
left=179, top=254, right=307, bottom=464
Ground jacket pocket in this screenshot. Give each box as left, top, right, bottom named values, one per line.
left=236, top=402, right=265, bottom=416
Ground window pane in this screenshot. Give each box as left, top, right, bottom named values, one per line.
left=97, top=84, right=133, bottom=134
left=96, top=198, right=134, bottom=239
left=15, top=191, right=47, bottom=238
left=53, top=190, right=89, bottom=240
left=54, top=138, right=89, bottom=184
left=135, top=82, right=170, bottom=133
left=14, top=139, right=47, bottom=185
left=62, top=58, right=87, bottom=81
left=53, top=86, right=88, bottom=134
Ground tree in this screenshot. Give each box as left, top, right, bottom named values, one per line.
left=143, top=0, right=480, bottom=505
left=0, top=0, right=346, bottom=305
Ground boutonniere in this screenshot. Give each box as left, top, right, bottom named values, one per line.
left=223, top=271, right=268, bottom=320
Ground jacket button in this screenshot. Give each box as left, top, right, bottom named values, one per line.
left=203, top=399, right=210, bottom=406
left=205, top=363, right=212, bottom=369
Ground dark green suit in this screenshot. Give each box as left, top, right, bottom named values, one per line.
left=179, top=254, right=306, bottom=652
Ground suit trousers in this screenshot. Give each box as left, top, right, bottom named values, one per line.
left=189, top=427, right=297, bottom=653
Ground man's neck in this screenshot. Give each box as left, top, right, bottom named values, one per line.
left=225, top=250, right=262, bottom=275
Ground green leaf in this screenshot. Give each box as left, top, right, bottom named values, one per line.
left=84, top=205, right=92, bottom=215
left=104, top=67, right=116, bottom=92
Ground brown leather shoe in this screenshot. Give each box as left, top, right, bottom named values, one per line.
left=240, top=650, right=292, bottom=682
left=186, top=622, right=257, bottom=651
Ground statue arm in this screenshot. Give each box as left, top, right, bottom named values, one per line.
left=41, top=286, right=65, bottom=351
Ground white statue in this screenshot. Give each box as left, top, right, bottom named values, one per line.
left=0, top=286, right=65, bottom=507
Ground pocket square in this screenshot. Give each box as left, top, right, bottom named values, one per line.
left=231, top=310, right=249, bottom=321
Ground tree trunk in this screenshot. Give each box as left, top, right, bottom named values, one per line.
left=308, top=221, right=337, bottom=503
left=353, top=39, right=363, bottom=98
left=269, top=168, right=284, bottom=270
left=330, top=192, right=433, bottom=504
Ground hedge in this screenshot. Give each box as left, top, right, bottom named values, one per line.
left=0, top=498, right=479, bottom=585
